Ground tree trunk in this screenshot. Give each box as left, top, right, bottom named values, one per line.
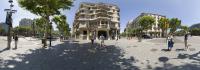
left=161, top=29, right=165, bottom=38
left=43, top=16, right=50, bottom=48
left=138, top=30, right=142, bottom=42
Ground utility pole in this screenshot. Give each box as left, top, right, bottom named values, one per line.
left=5, top=0, right=17, bottom=49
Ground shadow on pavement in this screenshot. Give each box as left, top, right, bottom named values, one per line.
left=0, top=48, right=9, bottom=53
left=153, top=52, right=200, bottom=70
left=0, top=41, right=139, bottom=70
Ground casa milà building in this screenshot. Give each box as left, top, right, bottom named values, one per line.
left=72, top=2, right=120, bottom=40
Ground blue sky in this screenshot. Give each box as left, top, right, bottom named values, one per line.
left=0, top=0, right=200, bottom=32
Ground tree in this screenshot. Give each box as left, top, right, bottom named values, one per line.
left=126, top=28, right=132, bottom=38
left=125, top=28, right=137, bottom=39
left=13, top=26, right=32, bottom=36
left=158, top=18, right=169, bottom=37
left=120, top=32, right=126, bottom=37
left=52, top=15, right=70, bottom=37
left=19, top=18, right=33, bottom=27
left=189, top=28, right=200, bottom=36
left=169, top=18, right=181, bottom=34
left=34, top=18, right=47, bottom=38
left=180, top=25, right=189, bottom=33
left=0, top=27, right=5, bottom=36
left=138, top=16, right=155, bottom=33
left=18, top=0, right=73, bottom=47
left=137, top=16, right=155, bottom=42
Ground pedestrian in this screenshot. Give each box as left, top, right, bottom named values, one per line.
left=99, top=34, right=105, bottom=47
left=60, top=35, right=63, bottom=42
left=184, top=33, right=189, bottom=50
left=91, top=34, right=95, bottom=45
left=167, top=35, right=174, bottom=51
left=14, top=34, right=18, bottom=49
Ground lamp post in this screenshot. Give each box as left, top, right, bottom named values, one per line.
left=5, top=0, right=17, bottom=49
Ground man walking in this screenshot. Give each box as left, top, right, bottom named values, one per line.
left=184, top=33, right=189, bottom=50
left=99, top=34, right=105, bottom=47
left=60, top=35, right=63, bottom=42
left=91, top=34, right=95, bottom=45
left=14, top=34, right=18, bottom=49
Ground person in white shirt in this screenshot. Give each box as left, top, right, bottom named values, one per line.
left=99, top=34, right=105, bottom=47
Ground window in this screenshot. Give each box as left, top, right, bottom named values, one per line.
left=91, top=15, right=94, bottom=19
left=83, top=31, right=87, bottom=35
left=80, top=10, right=85, bottom=13
left=88, top=7, right=91, bottom=10
left=90, top=11, right=93, bottom=13
left=118, top=18, right=120, bottom=21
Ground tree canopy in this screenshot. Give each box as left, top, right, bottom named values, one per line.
left=158, top=18, right=169, bottom=37
left=169, top=18, right=181, bottom=33
left=18, top=0, right=73, bottom=17
left=52, top=15, right=70, bottom=36
left=138, top=16, right=155, bottom=31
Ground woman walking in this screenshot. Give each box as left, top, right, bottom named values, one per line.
left=167, top=35, right=174, bottom=51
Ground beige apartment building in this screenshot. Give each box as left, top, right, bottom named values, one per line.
left=126, top=13, right=166, bottom=38
left=72, top=2, right=120, bottom=40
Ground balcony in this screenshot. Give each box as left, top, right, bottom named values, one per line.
left=98, top=24, right=108, bottom=28
left=79, top=23, right=87, bottom=29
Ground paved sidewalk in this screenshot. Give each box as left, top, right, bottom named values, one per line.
left=0, top=36, right=200, bottom=70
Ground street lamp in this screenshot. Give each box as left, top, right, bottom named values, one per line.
left=4, top=0, right=17, bottom=49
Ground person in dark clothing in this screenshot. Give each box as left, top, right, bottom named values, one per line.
left=60, top=35, right=63, bottom=42
left=14, top=34, right=18, bottom=49
left=184, top=33, right=188, bottom=50
left=167, top=35, right=174, bottom=51
left=90, top=35, right=95, bottom=45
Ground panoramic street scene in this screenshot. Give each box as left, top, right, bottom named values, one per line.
left=0, top=0, right=200, bottom=70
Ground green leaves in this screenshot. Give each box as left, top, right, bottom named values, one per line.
left=180, top=25, right=189, bottom=33
left=18, top=0, right=72, bottom=36
left=158, top=18, right=169, bottom=30
left=190, top=28, right=200, bottom=36
left=158, top=18, right=169, bottom=37
left=18, top=0, right=73, bottom=16
left=52, top=15, right=70, bottom=36
left=169, top=18, right=181, bottom=33
left=138, top=16, right=155, bottom=30
left=13, top=26, right=32, bottom=36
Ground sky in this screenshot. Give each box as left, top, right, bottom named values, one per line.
left=0, top=0, right=200, bottom=32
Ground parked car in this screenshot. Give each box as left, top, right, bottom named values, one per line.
left=142, top=35, right=152, bottom=39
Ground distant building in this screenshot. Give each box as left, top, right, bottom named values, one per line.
left=72, top=2, right=120, bottom=40
left=126, top=13, right=166, bottom=38
left=19, top=18, right=33, bottom=27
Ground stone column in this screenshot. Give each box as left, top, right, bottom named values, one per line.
left=100, top=20, right=102, bottom=27
left=108, top=21, right=110, bottom=29
left=87, top=30, right=90, bottom=40
left=107, top=30, right=110, bottom=40
left=115, top=29, right=118, bottom=40
left=96, top=30, right=98, bottom=40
